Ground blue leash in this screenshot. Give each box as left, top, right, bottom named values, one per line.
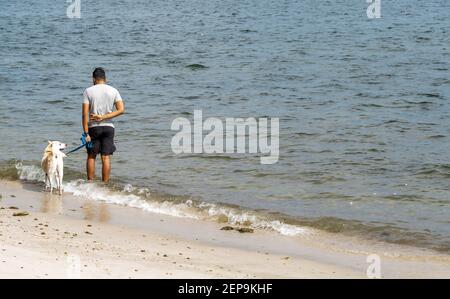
left=66, top=133, right=93, bottom=156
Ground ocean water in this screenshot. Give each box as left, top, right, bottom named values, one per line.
left=0, top=0, right=449, bottom=252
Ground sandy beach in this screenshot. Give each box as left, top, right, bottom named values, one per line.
left=0, top=179, right=449, bottom=279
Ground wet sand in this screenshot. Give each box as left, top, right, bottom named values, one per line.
left=0, top=180, right=449, bottom=278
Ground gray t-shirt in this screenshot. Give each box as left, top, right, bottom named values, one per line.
left=83, top=84, right=122, bottom=128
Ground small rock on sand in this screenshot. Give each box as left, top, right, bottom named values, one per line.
left=220, top=226, right=234, bottom=231
left=13, top=212, right=29, bottom=217
left=236, top=227, right=254, bottom=233
left=220, top=226, right=254, bottom=233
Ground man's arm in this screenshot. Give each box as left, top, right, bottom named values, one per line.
left=90, top=101, right=125, bottom=122
left=82, top=103, right=90, bottom=133
left=82, top=103, right=91, bottom=142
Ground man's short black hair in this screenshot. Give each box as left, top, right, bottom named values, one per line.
left=93, top=67, right=106, bottom=80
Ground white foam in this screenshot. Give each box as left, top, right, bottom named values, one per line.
left=15, top=162, right=45, bottom=182
left=123, top=184, right=150, bottom=196
left=13, top=162, right=309, bottom=237
left=199, top=202, right=308, bottom=236
left=64, top=180, right=199, bottom=219
left=123, top=183, right=134, bottom=193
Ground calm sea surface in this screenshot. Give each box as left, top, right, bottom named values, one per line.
left=0, top=0, right=449, bottom=251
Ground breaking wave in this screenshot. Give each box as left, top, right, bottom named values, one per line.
left=6, top=161, right=309, bottom=237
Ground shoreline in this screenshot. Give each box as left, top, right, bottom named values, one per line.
left=0, top=179, right=449, bottom=278
left=8, top=160, right=450, bottom=254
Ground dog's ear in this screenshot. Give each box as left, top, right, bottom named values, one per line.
left=48, top=140, right=52, bottom=144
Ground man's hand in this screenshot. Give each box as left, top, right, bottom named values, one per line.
left=88, top=101, right=124, bottom=124
left=82, top=132, right=91, bottom=144
left=90, top=113, right=104, bottom=122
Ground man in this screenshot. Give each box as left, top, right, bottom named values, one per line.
left=82, top=67, right=125, bottom=183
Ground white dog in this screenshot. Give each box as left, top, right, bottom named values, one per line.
left=41, top=141, right=67, bottom=195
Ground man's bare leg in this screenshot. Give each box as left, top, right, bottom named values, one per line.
left=87, top=154, right=96, bottom=181
left=101, top=155, right=111, bottom=183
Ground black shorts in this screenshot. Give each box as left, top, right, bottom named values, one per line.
left=87, top=126, right=117, bottom=156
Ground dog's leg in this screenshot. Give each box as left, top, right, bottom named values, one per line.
left=60, top=169, right=64, bottom=195
left=56, top=170, right=63, bottom=195
left=44, top=174, right=49, bottom=191
left=49, top=176, right=54, bottom=194
left=58, top=173, right=63, bottom=195
left=56, top=172, right=60, bottom=195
